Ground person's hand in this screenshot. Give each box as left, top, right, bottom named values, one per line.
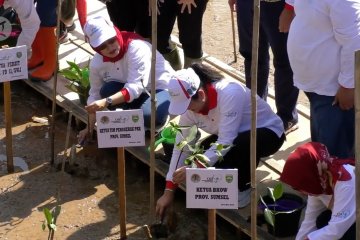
left=279, top=8, right=295, bottom=33
left=177, top=0, right=197, bottom=14
left=85, top=99, right=107, bottom=113
left=156, top=190, right=175, bottom=220
left=172, top=166, right=187, bottom=184
left=333, top=86, right=354, bottom=110
left=228, top=0, right=236, bottom=12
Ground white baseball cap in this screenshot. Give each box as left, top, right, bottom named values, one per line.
left=168, top=68, right=201, bottom=115
left=84, top=16, right=116, bottom=48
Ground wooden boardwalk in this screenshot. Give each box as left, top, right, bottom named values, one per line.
left=23, top=1, right=311, bottom=239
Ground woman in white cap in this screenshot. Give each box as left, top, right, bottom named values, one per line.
left=156, top=63, right=285, bottom=218
left=78, top=16, right=174, bottom=143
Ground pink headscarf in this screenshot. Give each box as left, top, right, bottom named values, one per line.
left=280, top=142, right=354, bottom=195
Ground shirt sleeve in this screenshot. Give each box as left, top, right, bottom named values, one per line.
left=330, top=0, right=360, bottom=88
left=307, top=182, right=356, bottom=239
left=296, top=196, right=327, bottom=240
left=9, top=0, right=40, bottom=49
left=87, top=56, right=104, bottom=105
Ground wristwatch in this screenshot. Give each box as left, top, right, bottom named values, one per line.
left=105, top=97, right=113, bottom=107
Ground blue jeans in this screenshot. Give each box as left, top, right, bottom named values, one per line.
left=305, top=92, right=354, bottom=158
left=100, top=81, right=170, bottom=129
left=236, top=0, right=299, bottom=124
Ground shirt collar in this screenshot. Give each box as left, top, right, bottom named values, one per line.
left=199, top=83, right=217, bottom=115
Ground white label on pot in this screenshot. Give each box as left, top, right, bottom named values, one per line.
left=96, top=109, right=145, bottom=148
left=0, top=45, right=27, bottom=82
left=186, top=168, right=238, bottom=209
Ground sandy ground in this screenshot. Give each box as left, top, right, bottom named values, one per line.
left=0, top=1, right=304, bottom=239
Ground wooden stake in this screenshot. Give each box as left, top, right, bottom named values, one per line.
left=230, top=9, right=237, bottom=63
left=208, top=209, right=216, bottom=240
left=250, top=0, right=261, bottom=239
left=50, top=0, right=63, bottom=165
left=354, top=50, right=360, bottom=240
left=4, top=81, right=14, bottom=173
left=118, top=147, right=127, bottom=239
left=149, top=0, right=158, bottom=223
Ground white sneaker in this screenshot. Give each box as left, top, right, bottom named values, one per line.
left=238, top=189, right=251, bottom=208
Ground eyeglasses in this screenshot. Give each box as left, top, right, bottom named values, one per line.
left=97, top=37, right=117, bottom=51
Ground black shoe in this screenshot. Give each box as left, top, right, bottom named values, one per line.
left=284, top=119, right=299, bottom=135
left=66, top=22, right=76, bottom=32
left=59, top=22, right=69, bottom=43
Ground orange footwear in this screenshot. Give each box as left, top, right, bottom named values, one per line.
left=28, top=29, right=44, bottom=70
left=29, top=27, right=57, bottom=82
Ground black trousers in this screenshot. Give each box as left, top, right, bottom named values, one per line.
left=201, top=128, right=285, bottom=191
left=105, top=0, right=151, bottom=38
left=157, top=0, right=208, bottom=58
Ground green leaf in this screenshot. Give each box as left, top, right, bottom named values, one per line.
left=176, top=140, right=188, bottom=150
left=43, top=208, right=53, bottom=225
left=264, top=208, right=275, bottom=227
left=194, top=154, right=210, bottom=165
left=42, top=222, right=46, bottom=231
left=59, top=69, right=80, bottom=81
left=267, top=187, right=276, bottom=203
left=273, top=183, right=284, bottom=201
left=185, top=125, right=198, bottom=143
left=67, top=61, right=82, bottom=76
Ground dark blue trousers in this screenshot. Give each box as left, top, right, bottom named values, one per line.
left=35, top=0, right=57, bottom=27
left=236, top=0, right=299, bottom=124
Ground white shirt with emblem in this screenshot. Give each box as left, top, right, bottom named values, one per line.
left=88, top=39, right=174, bottom=104
left=296, top=164, right=356, bottom=240
left=166, top=79, right=284, bottom=182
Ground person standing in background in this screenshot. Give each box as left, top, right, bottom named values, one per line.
left=228, top=0, right=299, bottom=134
left=285, top=0, right=360, bottom=158
left=157, top=0, right=209, bottom=70
left=104, top=0, right=151, bottom=39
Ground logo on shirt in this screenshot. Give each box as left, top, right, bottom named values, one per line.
left=334, top=209, right=351, bottom=219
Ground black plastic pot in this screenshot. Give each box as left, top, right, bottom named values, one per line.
left=259, top=193, right=306, bottom=238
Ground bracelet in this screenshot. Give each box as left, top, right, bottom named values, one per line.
left=165, top=188, right=174, bottom=192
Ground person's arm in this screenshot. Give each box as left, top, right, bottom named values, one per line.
left=156, top=114, right=194, bottom=219
left=76, top=0, right=87, bottom=29
left=9, top=0, right=40, bottom=50
left=330, top=0, right=360, bottom=110
left=279, top=4, right=295, bottom=33
left=306, top=181, right=356, bottom=239
left=295, top=196, right=327, bottom=240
